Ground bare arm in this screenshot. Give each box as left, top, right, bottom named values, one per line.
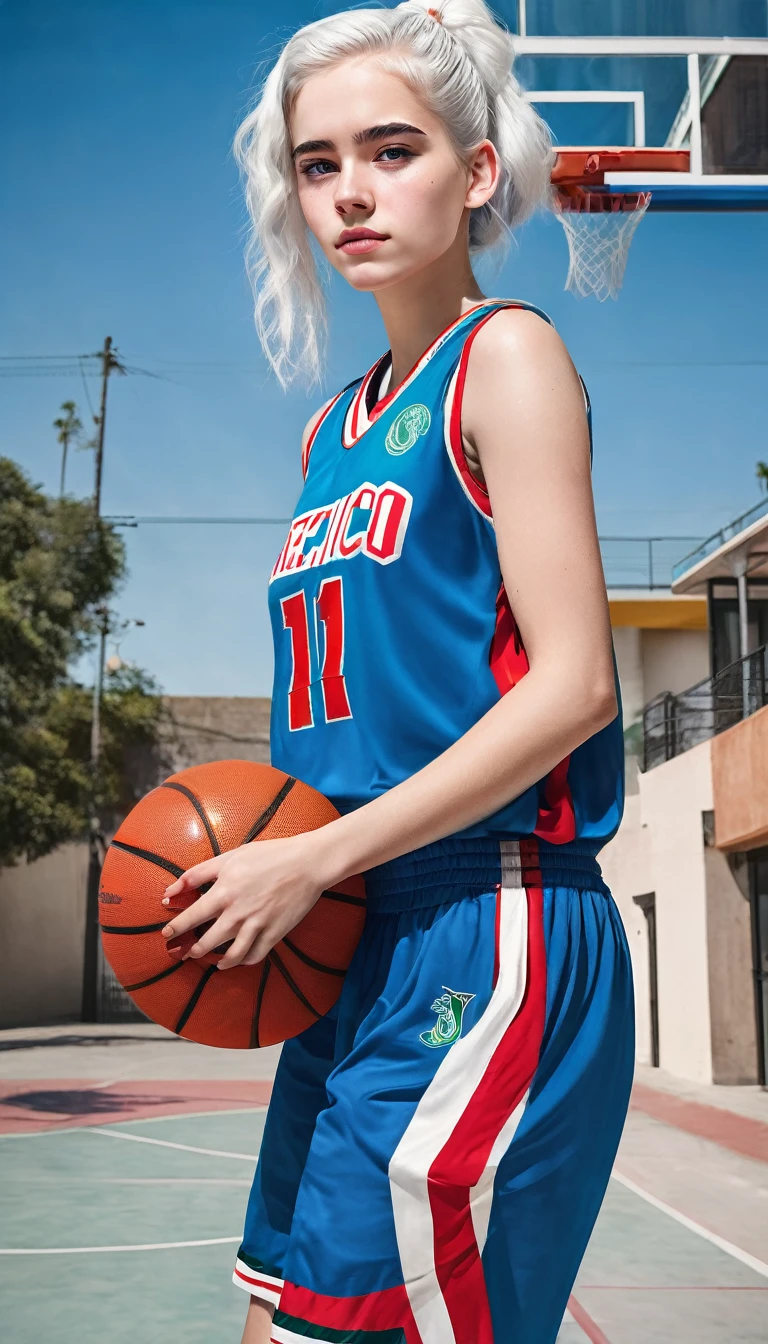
left=162, top=312, right=616, bottom=965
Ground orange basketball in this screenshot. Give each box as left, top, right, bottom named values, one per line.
left=98, top=761, right=366, bottom=1048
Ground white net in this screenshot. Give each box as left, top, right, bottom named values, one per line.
left=554, top=192, right=651, bottom=302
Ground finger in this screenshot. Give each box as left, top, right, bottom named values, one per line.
left=161, top=889, right=223, bottom=941
left=216, top=922, right=262, bottom=970
left=185, top=912, right=240, bottom=961
left=236, top=927, right=278, bottom=969
left=163, top=856, right=225, bottom=900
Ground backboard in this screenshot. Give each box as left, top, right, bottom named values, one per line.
left=506, top=2, right=768, bottom=212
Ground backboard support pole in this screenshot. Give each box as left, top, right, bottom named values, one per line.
left=687, top=53, right=704, bottom=177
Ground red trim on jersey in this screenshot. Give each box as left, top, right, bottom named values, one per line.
left=426, top=885, right=547, bottom=1344
left=534, top=756, right=577, bottom=844
left=492, top=885, right=502, bottom=988
left=490, top=584, right=577, bottom=845
left=343, top=301, right=497, bottom=449
left=279, top=1279, right=423, bottom=1342
left=519, top=836, right=544, bottom=889
left=302, top=390, right=344, bottom=480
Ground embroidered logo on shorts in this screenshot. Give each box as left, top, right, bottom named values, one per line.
left=385, top=403, right=431, bottom=455
left=419, top=987, right=476, bottom=1048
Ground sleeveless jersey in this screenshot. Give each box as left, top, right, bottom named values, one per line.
left=266, top=300, right=624, bottom=852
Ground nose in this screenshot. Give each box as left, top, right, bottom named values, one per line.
left=333, top=159, right=374, bottom=218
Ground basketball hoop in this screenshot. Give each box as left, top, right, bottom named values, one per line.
left=551, top=149, right=690, bottom=301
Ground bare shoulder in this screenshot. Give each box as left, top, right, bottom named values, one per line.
left=462, top=306, right=587, bottom=464
left=468, top=306, right=575, bottom=387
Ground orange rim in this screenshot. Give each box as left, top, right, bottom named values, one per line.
left=552, top=148, right=690, bottom=186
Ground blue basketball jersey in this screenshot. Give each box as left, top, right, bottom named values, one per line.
left=266, top=300, right=624, bottom=851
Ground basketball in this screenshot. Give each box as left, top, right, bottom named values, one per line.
left=98, top=761, right=366, bottom=1049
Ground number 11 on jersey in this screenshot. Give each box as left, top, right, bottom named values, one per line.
left=280, top=576, right=353, bottom=730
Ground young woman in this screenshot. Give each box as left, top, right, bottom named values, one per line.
left=162, top=3, right=634, bottom=1341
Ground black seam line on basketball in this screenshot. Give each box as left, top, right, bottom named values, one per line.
left=281, top=936, right=346, bottom=977
left=174, top=963, right=218, bottom=1035
left=101, top=921, right=168, bottom=935
left=109, top=839, right=184, bottom=880
left=318, top=888, right=366, bottom=908
left=267, top=948, right=322, bottom=1020
left=240, top=776, right=297, bottom=845
left=251, top=957, right=271, bottom=1049
left=161, top=781, right=220, bottom=857
left=124, top=960, right=186, bottom=991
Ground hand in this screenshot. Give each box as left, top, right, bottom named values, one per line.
left=160, top=832, right=330, bottom=970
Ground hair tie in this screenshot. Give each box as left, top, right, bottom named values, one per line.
left=427, top=7, right=444, bottom=22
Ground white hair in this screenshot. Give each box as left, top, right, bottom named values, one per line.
left=234, top=0, right=553, bottom=387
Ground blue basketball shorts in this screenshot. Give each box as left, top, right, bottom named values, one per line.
left=233, top=837, right=635, bottom=1344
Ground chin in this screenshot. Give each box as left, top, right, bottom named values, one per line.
left=335, top=253, right=434, bottom=294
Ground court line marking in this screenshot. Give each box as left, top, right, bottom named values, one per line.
left=611, top=1171, right=768, bottom=1280
left=567, top=1294, right=611, bottom=1344
left=0, top=1105, right=267, bottom=1139
left=88, top=1127, right=259, bottom=1161
left=0, top=1236, right=241, bottom=1255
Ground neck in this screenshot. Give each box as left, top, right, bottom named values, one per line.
left=373, top=232, right=486, bottom=388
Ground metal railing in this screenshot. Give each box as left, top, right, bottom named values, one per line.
left=599, top=536, right=701, bottom=590
left=671, top=497, right=768, bottom=584
left=643, top=645, right=768, bottom=770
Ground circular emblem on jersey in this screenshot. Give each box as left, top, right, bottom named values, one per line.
left=385, top=403, right=431, bottom=455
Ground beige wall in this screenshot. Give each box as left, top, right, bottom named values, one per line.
left=641, top=628, right=710, bottom=703
left=599, top=793, right=655, bottom=1064
left=638, top=739, right=715, bottom=1084
left=612, top=626, right=645, bottom=728
left=0, top=843, right=88, bottom=1027
left=712, top=702, right=768, bottom=851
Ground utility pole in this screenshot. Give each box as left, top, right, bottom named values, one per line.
left=92, top=336, right=122, bottom=514
left=81, top=336, right=125, bottom=1021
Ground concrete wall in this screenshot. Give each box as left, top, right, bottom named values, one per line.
left=641, top=628, right=709, bottom=703
left=599, top=793, right=655, bottom=1065
left=712, top=702, right=768, bottom=851
left=638, top=739, right=715, bottom=1084
left=0, top=843, right=88, bottom=1028
left=612, top=626, right=645, bottom=728
left=0, top=696, right=272, bottom=1029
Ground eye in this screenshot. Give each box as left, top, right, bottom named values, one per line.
left=299, top=159, right=338, bottom=178
left=376, top=146, right=414, bottom=163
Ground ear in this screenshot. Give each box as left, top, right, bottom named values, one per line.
left=465, top=140, right=501, bottom=210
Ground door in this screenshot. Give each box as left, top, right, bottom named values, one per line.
left=633, top=892, right=660, bottom=1068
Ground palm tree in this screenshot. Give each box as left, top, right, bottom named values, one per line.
left=53, top=401, right=83, bottom=498
left=757, top=461, right=768, bottom=495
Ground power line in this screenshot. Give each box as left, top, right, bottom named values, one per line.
left=105, top=515, right=291, bottom=527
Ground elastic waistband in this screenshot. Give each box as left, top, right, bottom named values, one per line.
left=362, top=837, right=608, bottom=913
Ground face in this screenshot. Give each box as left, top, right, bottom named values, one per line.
left=289, top=57, right=499, bottom=292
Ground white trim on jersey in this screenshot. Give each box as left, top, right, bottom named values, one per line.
left=388, top=881, right=531, bottom=1344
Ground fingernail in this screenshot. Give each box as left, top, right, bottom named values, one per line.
left=161, top=897, right=169, bottom=906
left=162, top=925, right=173, bottom=937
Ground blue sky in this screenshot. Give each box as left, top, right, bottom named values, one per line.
left=2, top=0, right=767, bottom=695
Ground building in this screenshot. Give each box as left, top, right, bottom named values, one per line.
left=603, top=501, right=768, bottom=1088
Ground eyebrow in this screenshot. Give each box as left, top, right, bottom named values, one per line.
left=291, top=123, right=426, bottom=159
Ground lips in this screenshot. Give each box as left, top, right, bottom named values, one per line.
left=335, top=228, right=389, bottom=253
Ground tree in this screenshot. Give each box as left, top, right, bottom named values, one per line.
left=53, top=400, right=83, bottom=499
left=0, top=457, right=171, bottom=865
left=757, top=461, right=768, bottom=495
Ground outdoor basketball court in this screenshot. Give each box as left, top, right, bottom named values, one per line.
left=1, top=1027, right=766, bottom=1343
